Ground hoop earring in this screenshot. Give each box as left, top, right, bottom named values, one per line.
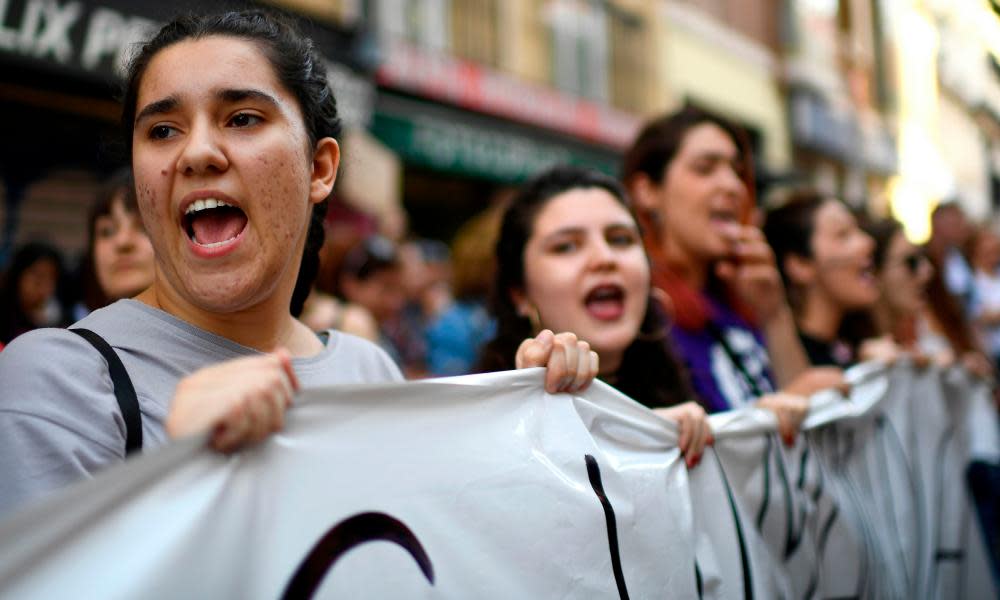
left=649, top=287, right=673, bottom=317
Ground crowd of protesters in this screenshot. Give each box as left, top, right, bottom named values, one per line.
left=0, top=10, right=996, bottom=565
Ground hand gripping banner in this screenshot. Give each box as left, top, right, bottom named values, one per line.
left=0, top=364, right=996, bottom=599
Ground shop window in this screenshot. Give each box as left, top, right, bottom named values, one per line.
left=609, top=7, right=646, bottom=113
left=543, top=0, right=609, bottom=104
left=373, top=0, right=451, bottom=51
left=451, top=0, right=499, bottom=66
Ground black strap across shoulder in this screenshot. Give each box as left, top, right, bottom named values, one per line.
left=70, top=328, right=143, bottom=455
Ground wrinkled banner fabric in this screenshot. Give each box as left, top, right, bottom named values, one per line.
left=0, top=363, right=996, bottom=599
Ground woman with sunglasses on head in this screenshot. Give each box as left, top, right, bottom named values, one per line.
left=0, top=10, right=595, bottom=516
left=621, top=107, right=839, bottom=444
left=864, top=218, right=991, bottom=376
left=479, top=165, right=714, bottom=467
left=762, top=190, right=883, bottom=368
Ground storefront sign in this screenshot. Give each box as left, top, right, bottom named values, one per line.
left=377, top=39, right=639, bottom=150
left=0, top=0, right=376, bottom=127
left=372, top=94, right=619, bottom=183
left=0, top=0, right=159, bottom=79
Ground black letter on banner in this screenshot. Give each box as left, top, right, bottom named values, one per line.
left=281, top=511, right=434, bottom=599
left=585, top=454, right=630, bottom=600
left=713, top=451, right=756, bottom=600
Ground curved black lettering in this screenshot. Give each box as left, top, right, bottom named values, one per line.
left=281, top=512, right=434, bottom=599
left=585, top=454, right=631, bottom=600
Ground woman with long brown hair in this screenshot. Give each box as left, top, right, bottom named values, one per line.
left=621, top=106, right=840, bottom=442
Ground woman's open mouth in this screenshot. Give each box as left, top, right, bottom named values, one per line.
left=182, top=198, right=248, bottom=254
left=584, top=284, right=626, bottom=321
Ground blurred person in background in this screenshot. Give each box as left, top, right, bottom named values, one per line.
left=387, top=237, right=453, bottom=376
left=299, top=196, right=379, bottom=341
left=864, top=218, right=991, bottom=376
left=927, top=201, right=975, bottom=310
left=870, top=218, right=1000, bottom=578
left=337, top=235, right=409, bottom=370
left=621, top=106, right=837, bottom=442
left=480, top=166, right=714, bottom=466
left=425, top=203, right=504, bottom=376
left=763, top=190, right=883, bottom=368
left=77, top=169, right=155, bottom=317
left=0, top=241, right=67, bottom=344
left=861, top=218, right=932, bottom=356
left=400, top=239, right=452, bottom=320
left=968, top=226, right=1000, bottom=371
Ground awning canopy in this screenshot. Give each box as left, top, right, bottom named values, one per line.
left=372, top=93, right=621, bottom=184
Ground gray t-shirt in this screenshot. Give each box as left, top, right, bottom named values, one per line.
left=0, top=299, right=402, bottom=516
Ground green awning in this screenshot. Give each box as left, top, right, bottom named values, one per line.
left=371, top=94, right=620, bottom=183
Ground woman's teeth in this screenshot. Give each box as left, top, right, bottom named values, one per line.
left=185, top=198, right=233, bottom=215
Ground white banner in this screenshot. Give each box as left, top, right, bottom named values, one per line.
left=0, top=363, right=996, bottom=599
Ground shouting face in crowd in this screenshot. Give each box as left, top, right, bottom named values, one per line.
left=517, top=187, right=649, bottom=375
left=651, top=122, right=750, bottom=266
left=131, top=35, right=338, bottom=318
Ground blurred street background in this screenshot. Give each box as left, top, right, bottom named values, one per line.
left=0, top=0, right=997, bottom=258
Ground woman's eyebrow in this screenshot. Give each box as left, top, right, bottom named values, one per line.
left=217, top=88, right=279, bottom=107
left=540, top=226, right=584, bottom=241
left=605, top=222, right=639, bottom=231
left=134, top=96, right=178, bottom=125
left=540, top=222, right=636, bottom=242
left=134, top=89, right=279, bottom=126
left=691, top=151, right=736, bottom=162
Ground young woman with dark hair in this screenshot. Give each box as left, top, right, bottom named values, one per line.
left=0, top=10, right=594, bottom=515
left=762, top=190, right=880, bottom=368
left=78, top=168, right=156, bottom=313
left=0, top=242, right=66, bottom=344
left=621, top=106, right=840, bottom=442
left=481, top=166, right=714, bottom=466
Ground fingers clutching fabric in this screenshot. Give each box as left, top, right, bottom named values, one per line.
left=166, top=349, right=300, bottom=453
left=756, top=392, right=809, bottom=446
left=516, top=330, right=600, bottom=394
left=654, top=401, right=713, bottom=468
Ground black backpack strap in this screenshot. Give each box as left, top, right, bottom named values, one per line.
left=70, top=328, right=143, bottom=455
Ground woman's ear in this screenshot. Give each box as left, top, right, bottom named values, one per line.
left=629, top=173, right=658, bottom=216
left=310, top=137, right=340, bottom=204
left=783, top=253, right=816, bottom=287
left=629, top=173, right=665, bottom=239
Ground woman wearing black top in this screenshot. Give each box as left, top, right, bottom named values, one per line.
left=763, top=190, right=880, bottom=368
